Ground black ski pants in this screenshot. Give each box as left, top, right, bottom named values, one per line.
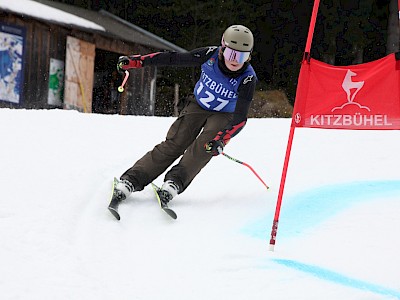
left=121, top=96, right=233, bottom=193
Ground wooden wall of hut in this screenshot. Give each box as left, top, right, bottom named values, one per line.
left=0, top=11, right=157, bottom=115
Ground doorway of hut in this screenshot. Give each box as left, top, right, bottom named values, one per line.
left=92, top=48, right=123, bottom=114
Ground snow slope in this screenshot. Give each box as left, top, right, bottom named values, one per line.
left=1, top=108, right=399, bottom=300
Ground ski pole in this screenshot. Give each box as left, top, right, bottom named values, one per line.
left=117, top=70, right=130, bottom=92
left=220, top=151, right=270, bottom=190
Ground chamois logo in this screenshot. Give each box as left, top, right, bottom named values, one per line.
left=342, top=70, right=364, bottom=102
left=332, top=69, right=370, bottom=112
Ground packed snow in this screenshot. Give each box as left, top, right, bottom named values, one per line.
left=0, top=108, right=399, bottom=299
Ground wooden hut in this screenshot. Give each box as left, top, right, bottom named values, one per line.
left=0, top=0, right=186, bottom=115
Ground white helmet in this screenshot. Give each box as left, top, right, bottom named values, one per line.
left=221, top=25, right=254, bottom=52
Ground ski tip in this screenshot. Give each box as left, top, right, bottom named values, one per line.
left=108, top=207, right=121, bottom=221
left=163, top=208, right=177, bottom=220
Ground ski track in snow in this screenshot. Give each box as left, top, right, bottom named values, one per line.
left=0, top=109, right=399, bottom=300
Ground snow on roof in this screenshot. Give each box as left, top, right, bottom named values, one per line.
left=0, top=0, right=105, bottom=32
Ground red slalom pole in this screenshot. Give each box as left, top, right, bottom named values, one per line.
left=269, top=126, right=295, bottom=251
left=221, top=152, right=269, bottom=190
left=304, top=0, right=320, bottom=53
left=269, top=0, right=320, bottom=252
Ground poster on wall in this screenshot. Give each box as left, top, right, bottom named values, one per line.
left=48, top=58, right=65, bottom=106
left=0, top=23, right=25, bottom=104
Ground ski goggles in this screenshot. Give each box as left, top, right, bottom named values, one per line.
left=222, top=47, right=251, bottom=64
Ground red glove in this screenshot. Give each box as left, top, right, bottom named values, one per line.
left=204, top=121, right=246, bottom=156
left=117, top=52, right=161, bottom=72
left=204, top=139, right=224, bottom=156
left=204, top=129, right=230, bottom=156
left=117, top=55, right=143, bottom=71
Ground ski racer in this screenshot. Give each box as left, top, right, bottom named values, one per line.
left=114, top=24, right=257, bottom=207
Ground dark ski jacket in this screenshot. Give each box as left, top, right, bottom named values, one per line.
left=141, top=46, right=258, bottom=141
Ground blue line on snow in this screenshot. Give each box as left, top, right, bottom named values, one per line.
left=241, top=180, right=400, bottom=240
left=273, top=259, right=400, bottom=299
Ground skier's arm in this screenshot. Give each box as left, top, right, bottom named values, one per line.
left=231, top=77, right=257, bottom=128
left=143, top=47, right=218, bottom=67
left=205, top=76, right=257, bottom=155
left=216, top=76, right=257, bottom=142
left=118, top=47, right=218, bottom=70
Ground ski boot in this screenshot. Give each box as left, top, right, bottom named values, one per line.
left=108, top=178, right=134, bottom=220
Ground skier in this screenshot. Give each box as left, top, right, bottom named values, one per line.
left=113, top=24, right=257, bottom=211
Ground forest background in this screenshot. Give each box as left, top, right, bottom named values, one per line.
left=52, top=0, right=397, bottom=117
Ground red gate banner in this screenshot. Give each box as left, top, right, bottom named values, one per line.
left=292, top=53, right=400, bottom=129
left=269, top=0, right=400, bottom=251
